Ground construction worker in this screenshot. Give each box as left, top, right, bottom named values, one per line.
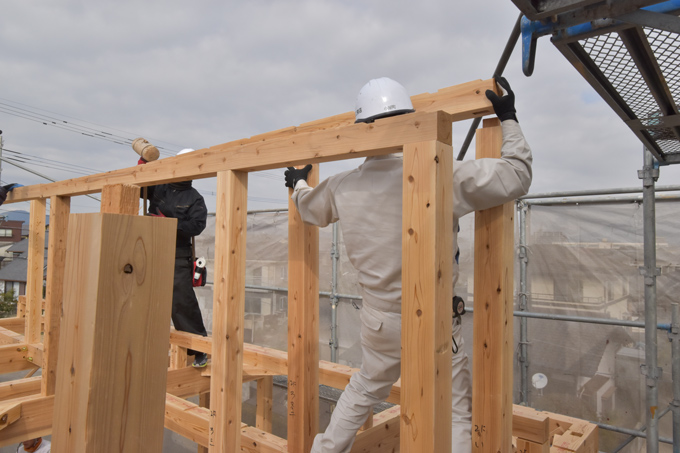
left=285, top=76, right=532, bottom=452
left=139, top=148, right=209, bottom=368
left=0, top=183, right=23, bottom=206
left=16, top=437, right=51, bottom=453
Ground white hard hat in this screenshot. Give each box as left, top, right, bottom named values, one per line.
left=178, top=148, right=195, bottom=155
left=354, top=77, right=415, bottom=123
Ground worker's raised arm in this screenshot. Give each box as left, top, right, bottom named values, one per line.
left=452, top=77, right=532, bottom=219
left=287, top=166, right=341, bottom=228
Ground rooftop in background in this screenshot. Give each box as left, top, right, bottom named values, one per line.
left=514, top=0, right=680, bottom=165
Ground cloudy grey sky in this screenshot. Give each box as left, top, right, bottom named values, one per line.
left=1, top=1, right=678, bottom=215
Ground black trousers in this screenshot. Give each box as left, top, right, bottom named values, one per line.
left=173, top=248, right=208, bottom=356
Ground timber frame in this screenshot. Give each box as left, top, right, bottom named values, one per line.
left=0, top=79, right=598, bottom=452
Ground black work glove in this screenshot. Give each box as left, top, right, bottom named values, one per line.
left=0, top=183, right=22, bottom=206
left=284, top=165, right=312, bottom=189
left=485, top=76, right=517, bottom=122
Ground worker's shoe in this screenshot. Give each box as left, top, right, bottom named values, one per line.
left=192, top=353, right=208, bottom=368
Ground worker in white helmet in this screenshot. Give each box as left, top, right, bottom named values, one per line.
left=285, top=76, right=532, bottom=453
left=16, top=437, right=51, bottom=452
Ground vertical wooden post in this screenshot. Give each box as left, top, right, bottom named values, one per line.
left=472, top=118, right=515, bottom=452
left=170, top=343, right=189, bottom=369
left=287, top=164, right=319, bottom=453
left=41, top=195, right=70, bottom=396
left=256, top=376, right=273, bottom=433
left=209, top=170, right=248, bottom=452
left=198, top=392, right=210, bottom=453
left=401, top=138, right=453, bottom=453
left=52, top=212, right=176, bottom=451
left=25, top=199, right=46, bottom=345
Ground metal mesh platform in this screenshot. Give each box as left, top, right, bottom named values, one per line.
left=514, top=0, right=680, bottom=164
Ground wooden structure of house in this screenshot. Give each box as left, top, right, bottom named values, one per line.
left=0, top=79, right=598, bottom=452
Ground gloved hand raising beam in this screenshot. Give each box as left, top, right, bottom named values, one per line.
left=485, top=77, right=518, bottom=122
left=284, top=165, right=313, bottom=189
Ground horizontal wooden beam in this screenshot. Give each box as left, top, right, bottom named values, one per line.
left=0, top=395, right=53, bottom=447
left=512, top=405, right=550, bottom=444
left=165, top=366, right=211, bottom=399
left=351, top=405, right=401, bottom=452
left=9, top=110, right=451, bottom=201
left=169, top=329, right=212, bottom=353
left=0, top=344, right=37, bottom=373
left=0, top=377, right=41, bottom=402
left=0, top=318, right=25, bottom=335
left=0, top=401, right=22, bottom=431
left=0, top=327, right=22, bottom=345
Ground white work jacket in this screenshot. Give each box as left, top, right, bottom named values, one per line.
left=292, top=120, right=532, bottom=312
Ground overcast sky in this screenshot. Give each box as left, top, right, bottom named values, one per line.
left=1, top=1, right=678, bottom=215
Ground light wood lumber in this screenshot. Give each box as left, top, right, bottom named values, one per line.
left=198, top=392, right=210, bottom=453
left=0, top=395, right=53, bottom=447
left=472, top=118, right=514, bottom=453
left=401, top=139, right=453, bottom=453
left=0, top=344, right=36, bottom=373
left=517, top=438, right=550, bottom=453
left=551, top=421, right=598, bottom=453
left=25, top=200, right=46, bottom=345
left=166, top=366, right=211, bottom=398
left=256, top=376, right=273, bottom=433
left=42, top=195, right=70, bottom=397
left=170, top=344, right=189, bottom=369
left=0, top=377, right=41, bottom=402
left=16, top=296, right=26, bottom=319
left=513, top=405, right=550, bottom=444
left=351, top=405, right=401, bottom=453
left=0, top=401, right=21, bottom=431
left=52, top=213, right=176, bottom=452
left=25, top=344, right=42, bottom=367
left=0, top=327, right=22, bottom=345
left=0, top=318, right=24, bottom=334
left=165, top=393, right=211, bottom=447
left=100, top=183, right=140, bottom=215
left=209, top=170, right=248, bottom=452
left=9, top=110, right=447, bottom=200
left=287, top=164, right=320, bottom=453
left=170, top=328, right=213, bottom=354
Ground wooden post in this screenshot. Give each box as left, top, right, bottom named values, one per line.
left=256, top=376, right=273, bottom=433
left=287, top=164, right=319, bottom=453
left=209, top=170, right=248, bottom=452
left=41, top=196, right=70, bottom=396
left=51, top=212, right=176, bottom=451
left=198, top=392, right=210, bottom=453
left=472, top=118, right=515, bottom=452
left=401, top=138, right=453, bottom=453
left=25, top=199, right=46, bottom=345
left=170, top=344, right=189, bottom=369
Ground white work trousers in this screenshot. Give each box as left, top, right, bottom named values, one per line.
left=311, top=304, right=472, bottom=453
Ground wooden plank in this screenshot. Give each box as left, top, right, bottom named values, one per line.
left=0, top=344, right=35, bottom=373
left=166, top=366, right=211, bottom=398
left=209, top=170, right=248, bottom=452
left=0, top=377, right=41, bottom=401
left=0, top=395, right=53, bottom=447
left=472, top=118, right=515, bottom=453
left=287, top=164, right=320, bottom=453
left=351, top=405, right=401, bottom=453
left=0, top=401, right=21, bottom=431
left=401, top=137, right=453, bottom=453
left=513, top=405, right=550, bottom=443
left=256, top=376, right=273, bottom=433
left=25, top=200, right=46, bottom=345
left=100, top=183, right=140, bottom=215
left=9, top=110, right=446, bottom=200
left=170, top=328, right=212, bottom=354
left=165, top=393, right=210, bottom=447
left=51, top=213, right=176, bottom=452
left=0, top=318, right=24, bottom=334
left=42, top=195, right=70, bottom=396
left=198, top=392, right=210, bottom=453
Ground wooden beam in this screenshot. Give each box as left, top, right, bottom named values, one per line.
left=401, top=138, right=453, bottom=453
left=100, top=183, right=140, bottom=215
left=0, top=326, right=22, bottom=345
left=52, top=213, right=176, bottom=452
left=472, top=118, right=515, bottom=453
left=0, top=377, right=41, bottom=402
left=9, top=110, right=447, bottom=200
left=256, top=376, right=273, bottom=433
left=170, top=344, right=189, bottom=369
left=351, top=405, right=401, bottom=453
left=0, top=344, right=36, bottom=373
left=25, top=199, right=46, bottom=345
left=166, top=366, right=211, bottom=398
left=42, top=195, right=70, bottom=396
left=25, top=344, right=42, bottom=367
left=513, top=405, right=550, bottom=444
left=170, top=328, right=213, bottom=354
left=209, top=170, right=248, bottom=452
left=0, top=401, right=21, bottom=431
left=287, top=164, right=320, bottom=453
left=0, top=395, right=53, bottom=447
left=0, top=318, right=24, bottom=334
left=198, top=392, right=210, bottom=453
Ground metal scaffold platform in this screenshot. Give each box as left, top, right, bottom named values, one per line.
left=516, top=0, right=680, bottom=165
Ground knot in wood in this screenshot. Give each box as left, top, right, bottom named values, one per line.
left=416, top=309, right=422, bottom=317
left=123, top=264, right=133, bottom=274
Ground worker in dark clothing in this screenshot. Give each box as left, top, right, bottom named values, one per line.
left=139, top=148, right=209, bottom=367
